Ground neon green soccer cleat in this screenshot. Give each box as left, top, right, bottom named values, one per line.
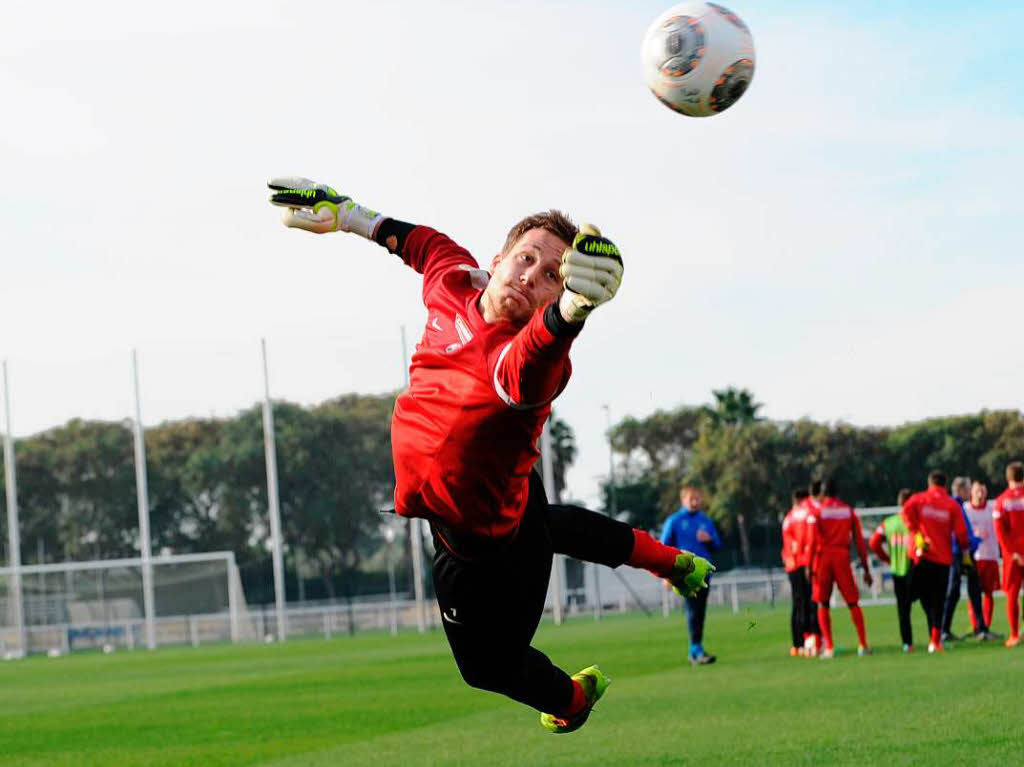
left=666, top=552, right=715, bottom=598
left=539, top=665, right=610, bottom=734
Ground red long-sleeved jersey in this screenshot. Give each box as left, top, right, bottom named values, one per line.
left=900, top=486, right=969, bottom=566
left=805, top=496, right=869, bottom=569
left=993, top=486, right=1024, bottom=559
left=868, top=525, right=887, bottom=562
left=781, top=504, right=812, bottom=571
left=391, top=226, right=578, bottom=538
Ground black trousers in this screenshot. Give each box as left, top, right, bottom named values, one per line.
left=893, top=572, right=915, bottom=646
left=965, top=566, right=986, bottom=630
left=912, top=559, right=950, bottom=633
left=788, top=570, right=810, bottom=648
left=941, top=560, right=987, bottom=634
left=805, top=577, right=820, bottom=637
left=430, top=472, right=635, bottom=715
left=684, top=575, right=711, bottom=650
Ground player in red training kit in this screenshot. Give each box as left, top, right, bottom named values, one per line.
left=993, top=461, right=1024, bottom=647
left=901, top=470, right=970, bottom=653
left=805, top=478, right=873, bottom=657
left=781, top=489, right=813, bottom=656
left=267, top=178, right=714, bottom=733
left=799, top=480, right=824, bottom=655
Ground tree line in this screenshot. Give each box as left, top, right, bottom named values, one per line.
left=606, top=388, right=1024, bottom=568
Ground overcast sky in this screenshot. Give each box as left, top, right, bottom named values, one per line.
left=3, top=0, right=1022, bottom=509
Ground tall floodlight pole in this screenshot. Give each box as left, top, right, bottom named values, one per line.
left=383, top=525, right=398, bottom=636
left=2, top=362, right=26, bottom=657
left=261, top=339, right=287, bottom=642
left=596, top=404, right=620, bottom=622
left=541, top=417, right=563, bottom=626
left=401, top=326, right=427, bottom=633
left=130, top=350, right=157, bottom=650
left=603, top=404, right=617, bottom=518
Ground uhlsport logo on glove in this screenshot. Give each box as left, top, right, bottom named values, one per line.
left=576, top=235, right=622, bottom=262
left=557, top=224, right=625, bottom=323
left=279, top=188, right=325, bottom=200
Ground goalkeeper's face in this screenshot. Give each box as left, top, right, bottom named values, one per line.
left=483, top=228, right=567, bottom=324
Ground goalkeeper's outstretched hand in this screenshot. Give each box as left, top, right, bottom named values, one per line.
left=267, top=176, right=382, bottom=238
left=666, top=552, right=715, bottom=598
left=558, top=224, right=623, bottom=323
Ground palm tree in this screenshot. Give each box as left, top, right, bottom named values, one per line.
left=702, top=387, right=763, bottom=428
left=699, top=388, right=763, bottom=564
left=539, top=415, right=577, bottom=503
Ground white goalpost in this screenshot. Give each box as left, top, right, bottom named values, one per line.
left=2, top=361, right=26, bottom=658
left=2, top=335, right=443, bottom=655
left=0, top=551, right=255, bottom=655
left=0, top=348, right=278, bottom=657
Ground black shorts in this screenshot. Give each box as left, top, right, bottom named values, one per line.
left=429, top=472, right=634, bottom=713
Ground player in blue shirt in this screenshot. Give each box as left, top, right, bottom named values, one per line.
left=941, top=476, right=984, bottom=641
left=661, top=485, right=722, bottom=665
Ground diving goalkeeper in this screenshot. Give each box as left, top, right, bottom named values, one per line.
left=267, top=178, right=713, bottom=735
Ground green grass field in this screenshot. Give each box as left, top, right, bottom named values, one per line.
left=2, top=601, right=1022, bottom=767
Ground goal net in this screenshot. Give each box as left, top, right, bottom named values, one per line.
left=0, top=552, right=256, bottom=655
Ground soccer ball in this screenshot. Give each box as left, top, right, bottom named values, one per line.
left=641, top=2, right=756, bottom=117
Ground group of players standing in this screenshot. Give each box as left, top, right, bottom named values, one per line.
left=781, top=462, right=1024, bottom=656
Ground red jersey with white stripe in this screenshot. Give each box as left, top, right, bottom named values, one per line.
left=781, top=504, right=812, bottom=571
left=993, top=486, right=1024, bottom=559
left=806, top=496, right=869, bottom=567
left=964, top=501, right=998, bottom=562
left=900, top=486, right=969, bottom=566
left=391, top=226, right=576, bottom=538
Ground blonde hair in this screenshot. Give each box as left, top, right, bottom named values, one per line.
left=680, top=484, right=702, bottom=500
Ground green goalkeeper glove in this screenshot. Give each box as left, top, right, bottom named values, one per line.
left=267, top=176, right=383, bottom=238
left=558, top=224, right=624, bottom=323
left=666, top=552, right=715, bottom=598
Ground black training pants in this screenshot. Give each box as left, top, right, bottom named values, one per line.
left=964, top=566, right=986, bottom=630
left=941, top=560, right=987, bottom=634
left=941, top=563, right=961, bottom=634
left=430, top=472, right=635, bottom=715
left=912, top=559, right=950, bottom=633
left=892, top=572, right=915, bottom=646
left=787, top=570, right=809, bottom=649
left=805, top=577, right=820, bottom=638
left=684, top=575, right=711, bottom=649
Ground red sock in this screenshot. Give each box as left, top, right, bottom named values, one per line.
left=930, top=627, right=941, bottom=645
left=1010, top=592, right=1021, bottom=638
left=967, top=600, right=979, bottom=632
left=628, top=529, right=678, bottom=577
left=560, top=679, right=587, bottom=718
left=849, top=604, right=867, bottom=647
left=817, top=606, right=833, bottom=649
left=982, top=593, right=994, bottom=630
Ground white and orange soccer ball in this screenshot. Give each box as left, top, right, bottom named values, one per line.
left=641, top=1, right=756, bottom=117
